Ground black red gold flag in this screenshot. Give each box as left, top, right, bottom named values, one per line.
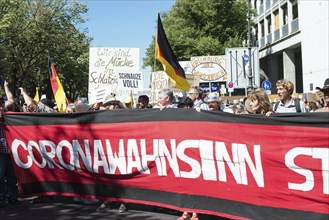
left=48, top=57, right=67, bottom=112
left=156, top=14, right=190, bottom=91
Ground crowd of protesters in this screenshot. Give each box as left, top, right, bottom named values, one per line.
left=0, top=78, right=328, bottom=220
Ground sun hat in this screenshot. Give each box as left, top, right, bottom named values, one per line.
left=316, top=78, right=329, bottom=91
left=125, top=96, right=133, bottom=104
left=206, top=93, right=220, bottom=102
left=103, top=93, right=119, bottom=106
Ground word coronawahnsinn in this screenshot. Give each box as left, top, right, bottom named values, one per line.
left=11, top=138, right=328, bottom=194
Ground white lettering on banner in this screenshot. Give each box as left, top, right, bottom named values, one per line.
left=57, top=140, right=75, bottom=171
left=12, top=139, right=328, bottom=193
left=177, top=140, right=201, bottom=179
left=11, top=138, right=264, bottom=188
left=285, top=147, right=329, bottom=194
left=29, top=141, right=46, bottom=168
left=73, top=140, right=93, bottom=172
left=39, top=140, right=63, bottom=169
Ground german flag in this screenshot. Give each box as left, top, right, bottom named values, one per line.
left=48, top=57, right=67, bottom=112
left=156, top=13, right=190, bottom=91
left=33, top=87, right=39, bottom=102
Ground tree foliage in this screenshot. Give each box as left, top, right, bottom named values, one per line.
left=0, top=0, right=91, bottom=101
left=143, top=0, right=248, bottom=71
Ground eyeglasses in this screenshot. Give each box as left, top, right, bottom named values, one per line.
left=188, top=92, right=197, bottom=95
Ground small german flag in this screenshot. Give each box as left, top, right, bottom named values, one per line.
left=48, top=57, right=67, bottom=112
left=156, top=13, right=190, bottom=91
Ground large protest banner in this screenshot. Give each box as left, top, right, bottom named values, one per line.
left=3, top=111, right=329, bottom=220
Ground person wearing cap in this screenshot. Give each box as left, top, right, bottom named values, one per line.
left=124, top=96, right=133, bottom=109
left=205, top=92, right=221, bottom=111
left=102, top=93, right=124, bottom=110
left=315, top=78, right=329, bottom=112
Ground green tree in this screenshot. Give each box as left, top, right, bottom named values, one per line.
left=0, top=0, right=91, bottom=101
left=143, top=0, right=248, bottom=71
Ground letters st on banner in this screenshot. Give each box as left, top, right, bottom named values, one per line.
left=3, top=111, right=329, bottom=220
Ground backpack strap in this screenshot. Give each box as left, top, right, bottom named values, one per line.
left=294, top=98, right=301, bottom=113
left=274, top=99, right=301, bottom=112
left=274, top=101, right=280, bottom=112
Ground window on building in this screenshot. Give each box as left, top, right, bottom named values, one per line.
left=260, top=20, right=265, bottom=37
left=266, top=15, right=272, bottom=34
left=253, top=24, right=258, bottom=44
left=254, top=25, right=258, bottom=39
left=281, top=4, right=288, bottom=25
left=274, top=10, right=280, bottom=30
left=292, top=1, right=298, bottom=19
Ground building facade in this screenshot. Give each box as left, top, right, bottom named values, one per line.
left=252, top=0, right=328, bottom=93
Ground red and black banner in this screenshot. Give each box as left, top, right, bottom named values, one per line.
left=3, top=110, right=329, bottom=219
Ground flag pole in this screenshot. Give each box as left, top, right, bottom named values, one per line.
left=153, top=12, right=158, bottom=73
left=152, top=12, right=158, bottom=105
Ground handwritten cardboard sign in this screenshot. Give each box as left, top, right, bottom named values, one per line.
left=190, top=55, right=227, bottom=82
left=150, top=71, right=169, bottom=104
left=88, top=47, right=140, bottom=93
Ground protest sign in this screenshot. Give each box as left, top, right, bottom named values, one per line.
left=88, top=47, right=140, bottom=94
left=117, top=71, right=143, bottom=91
left=150, top=71, right=169, bottom=104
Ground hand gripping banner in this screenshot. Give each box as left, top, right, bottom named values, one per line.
left=3, top=110, right=329, bottom=219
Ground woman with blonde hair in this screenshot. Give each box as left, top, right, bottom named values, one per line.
left=247, top=88, right=272, bottom=114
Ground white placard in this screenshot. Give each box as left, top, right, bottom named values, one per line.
left=88, top=86, right=113, bottom=105
left=150, top=71, right=169, bottom=104
left=117, top=71, right=143, bottom=91
left=88, top=47, right=140, bottom=93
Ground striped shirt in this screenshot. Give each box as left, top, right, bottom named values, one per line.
left=193, top=100, right=209, bottom=110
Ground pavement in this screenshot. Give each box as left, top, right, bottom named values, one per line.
left=0, top=196, right=228, bottom=220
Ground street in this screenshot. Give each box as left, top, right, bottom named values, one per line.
left=0, top=196, right=179, bottom=220
left=0, top=196, right=227, bottom=220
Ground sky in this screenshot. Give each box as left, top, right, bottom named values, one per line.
left=78, top=0, right=176, bottom=88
